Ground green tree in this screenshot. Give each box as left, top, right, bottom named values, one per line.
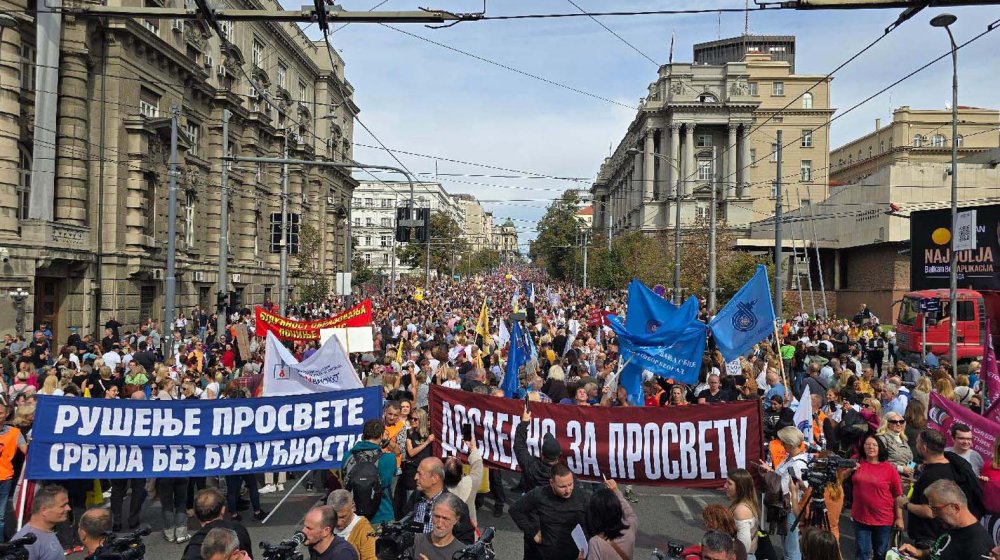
left=295, top=223, right=330, bottom=304
left=396, top=211, right=469, bottom=277
left=350, top=235, right=375, bottom=287
left=467, top=248, right=501, bottom=276
left=529, top=190, right=582, bottom=281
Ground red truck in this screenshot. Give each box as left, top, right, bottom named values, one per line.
left=894, top=288, right=1000, bottom=365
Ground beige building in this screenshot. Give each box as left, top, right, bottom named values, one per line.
left=591, top=35, right=832, bottom=237
left=453, top=193, right=493, bottom=251
left=492, top=219, right=519, bottom=262
left=745, top=107, right=1000, bottom=320
left=0, top=0, right=358, bottom=341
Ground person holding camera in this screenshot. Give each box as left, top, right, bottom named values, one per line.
left=411, top=493, right=467, bottom=560
left=12, top=485, right=71, bottom=560
left=757, top=427, right=808, bottom=560
left=401, top=457, right=476, bottom=545
left=77, top=508, right=111, bottom=557
left=302, top=506, right=359, bottom=560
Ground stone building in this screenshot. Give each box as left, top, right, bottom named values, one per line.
left=492, top=219, right=519, bottom=262
left=0, top=0, right=358, bottom=341
left=351, top=180, right=462, bottom=279
left=745, top=107, right=1000, bottom=320
left=453, top=193, right=493, bottom=251
left=591, top=35, right=832, bottom=238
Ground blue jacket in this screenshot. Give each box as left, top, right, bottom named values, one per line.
left=348, top=440, right=397, bottom=525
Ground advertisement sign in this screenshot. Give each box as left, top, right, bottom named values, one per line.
left=911, top=204, right=1000, bottom=290
left=429, top=386, right=762, bottom=488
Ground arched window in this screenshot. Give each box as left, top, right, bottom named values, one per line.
left=802, top=93, right=813, bottom=109
left=913, top=135, right=923, bottom=147
left=955, top=135, right=964, bottom=147
left=698, top=92, right=718, bottom=103
left=932, top=134, right=946, bottom=147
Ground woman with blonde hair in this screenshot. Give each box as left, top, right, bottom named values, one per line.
left=876, top=411, right=913, bottom=477
left=935, top=377, right=955, bottom=401
left=38, top=374, right=63, bottom=396
left=953, top=374, right=974, bottom=407
left=440, top=367, right=461, bottom=390
left=542, top=365, right=568, bottom=402
left=724, top=469, right=760, bottom=557
left=912, top=376, right=932, bottom=411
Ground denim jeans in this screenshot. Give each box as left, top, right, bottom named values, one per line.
left=854, top=521, right=892, bottom=560
left=0, top=478, right=12, bottom=542
left=784, top=511, right=800, bottom=560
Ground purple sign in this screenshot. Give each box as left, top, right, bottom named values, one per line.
left=653, top=284, right=666, bottom=297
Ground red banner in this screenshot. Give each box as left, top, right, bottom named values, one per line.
left=429, top=385, right=763, bottom=488
left=928, top=393, right=997, bottom=464
left=254, top=299, right=373, bottom=341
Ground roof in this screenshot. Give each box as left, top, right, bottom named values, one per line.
left=693, top=35, right=795, bottom=50
left=576, top=206, right=594, bottom=216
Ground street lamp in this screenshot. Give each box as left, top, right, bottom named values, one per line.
left=931, top=12, right=959, bottom=375
left=627, top=148, right=684, bottom=305
left=8, top=288, right=29, bottom=336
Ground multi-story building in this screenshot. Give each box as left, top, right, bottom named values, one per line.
left=745, top=107, right=1000, bottom=320
left=591, top=35, right=832, bottom=238
left=492, top=219, right=519, bottom=262
left=453, top=193, right=493, bottom=251
left=0, top=0, right=358, bottom=340
left=351, top=180, right=462, bottom=278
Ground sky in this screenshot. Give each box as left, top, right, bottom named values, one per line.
left=290, top=1, right=1000, bottom=251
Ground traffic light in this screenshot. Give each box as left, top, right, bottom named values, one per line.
left=230, top=290, right=242, bottom=310
left=395, top=207, right=411, bottom=243
left=216, top=291, right=228, bottom=311
left=413, top=208, right=430, bottom=244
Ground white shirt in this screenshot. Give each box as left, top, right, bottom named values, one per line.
left=102, top=351, right=122, bottom=371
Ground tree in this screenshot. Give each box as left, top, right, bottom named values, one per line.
left=295, top=223, right=330, bottom=304
left=466, top=248, right=500, bottom=276
left=396, top=211, right=469, bottom=277
left=529, top=190, right=582, bottom=281
left=350, top=235, right=375, bottom=287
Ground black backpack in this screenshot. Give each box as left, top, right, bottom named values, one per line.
left=342, top=448, right=385, bottom=519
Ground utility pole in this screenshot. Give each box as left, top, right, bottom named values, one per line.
left=164, top=106, right=180, bottom=338
left=773, top=130, right=783, bottom=318
left=708, top=145, right=718, bottom=313
left=390, top=193, right=397, bottom=293
left=278, top=137, right=289, bottom=315
left=786, top=190, right=805, bottom=314
left=425, top=214, right=431, bottom=288
left=796, top=188, right=817, bottom=317
left=804, top=183, right=828, bottom=318
left=674, top=176, right=682, bottom=306
left=582, top=228, right=589, bottom=289
left=217, top=109, right=230, bottom=336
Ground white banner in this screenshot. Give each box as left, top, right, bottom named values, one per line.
left=319, top=327, right=375, bottom=353
left=955, top=209, right=978, bottom=252
left=262, top=332, right=363, bottom=396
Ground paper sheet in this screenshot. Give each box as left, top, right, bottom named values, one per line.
left=572, top=524, right=588, bottom=557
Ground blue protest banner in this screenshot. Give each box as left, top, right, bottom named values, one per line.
left=709, top=264, right=777, bottom=362
left=26, top=387, right=382, bottom=480
left=608, top=315, right=706, bottom=385
left=502, top=321, right=529, bottom=398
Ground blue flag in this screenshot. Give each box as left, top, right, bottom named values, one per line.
left=502, top=321, right=529, bottom=398
left=624, top=279, right=697, bottom=334
left=709, top=264, right=776, bottom=362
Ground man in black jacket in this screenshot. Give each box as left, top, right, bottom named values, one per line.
left=510, top=463, right=587, bottom=560
left=514, top=409, right=561, bottom=492
left=400, top=457, right=475, bottom=545
left=182, top=488, right=253, bottom=560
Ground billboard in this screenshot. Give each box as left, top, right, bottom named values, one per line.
left=911, top=204, right=1000, bottom=290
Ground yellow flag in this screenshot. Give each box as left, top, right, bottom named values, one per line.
left=476, top=299, right=491, bottom=357
left=395, top=339, right=404, bottom=365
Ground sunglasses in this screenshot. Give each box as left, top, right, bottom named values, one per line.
left=888, top=419, right=905, bottom=425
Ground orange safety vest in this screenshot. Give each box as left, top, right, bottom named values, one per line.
left=0, top=426, right=22, bottom=480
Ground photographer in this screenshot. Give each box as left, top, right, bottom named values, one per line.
left=182, top=488, right=253, bottom=560
left=411, top=493, right=466, bottom=560
left=401, top=458, right=475, bottom=545
left=77, top=508, right=111, bottom=557
left=12, top=485, right=71, bottom=560
left=301, top=506, right=358, bottom=560
left=200, top=528, right=250, bottom=560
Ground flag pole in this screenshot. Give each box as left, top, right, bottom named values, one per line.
left=772, top=321, right=789, bottom=394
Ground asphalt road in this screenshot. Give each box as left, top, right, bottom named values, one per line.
left=81, top=472, right=856, bottom=560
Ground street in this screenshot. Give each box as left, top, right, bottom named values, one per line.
left=103, top=472, right=856, bottom=560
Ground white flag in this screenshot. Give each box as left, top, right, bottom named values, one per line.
left=793, top=385, right=814, bottom=444
left=498, top=319, right=511, bottom=348
left=262, top=331, right=363, bottom=396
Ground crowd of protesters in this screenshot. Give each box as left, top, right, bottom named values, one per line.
left=2, top=268, right=1000, bottom=560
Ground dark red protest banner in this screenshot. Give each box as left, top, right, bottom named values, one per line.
left=254, top=299, right=373, bottom=341
left=429, top=385, right=763, bottom=488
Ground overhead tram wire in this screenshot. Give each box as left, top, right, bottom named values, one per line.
left=478, top=7, right=784, bottom=21
left=565, top=0, right=659, bottom=66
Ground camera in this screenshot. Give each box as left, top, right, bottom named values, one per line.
left=452, top=527, right=495, bottom=560
left=371, top=513, right=419, bottom=560
left=804, top=454, right=857, bottom=489
left=0, top=533, right=36, bottom=560
left=650, top=541, right=685, bottom=560
left=260, top=531, right=305, bottom=560
left=88, top=525, right=150, bottom=560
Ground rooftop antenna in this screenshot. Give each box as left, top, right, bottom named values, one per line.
left=668, top=30, right=675, bottom=64
left=744, top=0, right=750, bottom=35
left=717, top=11, right=722, bottom=39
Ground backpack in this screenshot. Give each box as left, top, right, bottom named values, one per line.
left=342, top=448, right=385, bottom=519
left=944, top=451, right=987, bottom=518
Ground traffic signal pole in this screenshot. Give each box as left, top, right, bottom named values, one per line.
left=217, top=110, right=231, bottom=336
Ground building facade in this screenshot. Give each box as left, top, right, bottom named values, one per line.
left=351, top=180, right=462, bottom=278
left=0, top=0, right=358, bottom=341
left=591, top=36, right=832, bottom=239
left=453, top=193, right=493, bottom=251
left=746, top=107, right=1000, bottom=320
left=492, top=219, right=519, bottom=262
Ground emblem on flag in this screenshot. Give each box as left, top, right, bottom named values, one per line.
left=732, top=301, right=758, bottom=332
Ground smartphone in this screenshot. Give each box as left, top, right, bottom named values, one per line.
left=461, top=423, right=473, bottom=441
left=524, top=394, right=531, bottom=412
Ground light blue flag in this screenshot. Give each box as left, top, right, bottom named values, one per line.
left=709, top=264, right=776, bottom=362
left=608, top=315, right=706, bottom=385
left=502, top=321, right=529, bottom=398
left=623, top=279, right=697, bottom=334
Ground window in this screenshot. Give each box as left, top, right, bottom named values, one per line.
left=772, top=81, right=784, bottom=96
left=698, top=93, right=717, bottom=103
left=770, top=143, right=779, bottom=162
left=364, top=236, right=371, bottom=247
left=913, top=135, right=924, bottom=147
left=364, top=197, right=373, bottom=207
left=748, top=82, right=758, bottom=96
left=255, top=163, right=262, bottom=183
left=139, top=88, right=159, bottom=118
left=219, top=19, right=233, bottom=41
left=771, top=181, right=779, bottom=199
left=868, top=146, right=872, bottom=159
left=381, top=199, right=392, bottom=208
left=298, top=81, right=307, bottom=103
left=380, top=235, right=389, bottom=247
left=269, top=213, right=300, bottom=253
left=696, top=134, right=713, bottom=147
left=144, top=172, right=157, bottom=236
left=364, top=253, right=372, bottom=266
left=16, top=145, right=30, bottom=221
left=848, top=154, right=853, bottom=164
left=695, top=206, right=707, bottom=220
left=800, top=160, right=812, bottom=182
left=276, top=64, right=287, bottom=89
left=353, top=217, right=361, bottom=227
left=880, top=140, right=885, bottom=153
left=802, top=92, right=813, bottom=109
left=20, top=44, right=35, bottom=91
left=697, top=160, right=713, bottom=182
left=186, top=121, right=201, bottom=156
left=956, top=135, right=964, bottom=147
left=749, top=148, right=757, bottom=166
left=769, top=46, right=787, bottom=52
left=932, top=134, right=946, bottom=147
left=252, top=38, right=264, bottom=67
left=382, top=253, right=389, bottom=265
left=380, top=217, right=391, bottom=227
left=366, top=217, right=373, bottom=227
left=184, top=192, right=196, bottom=248
left=801, top=130, right=812, bottom=148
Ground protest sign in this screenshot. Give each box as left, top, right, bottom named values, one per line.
left=928, top=393, right=997, bottom=461
left=320, top=327, right=375, bottom=354
left=255, top=299, right=373, bottom=341
left=26, top=387, right=382, bottom=480
left=262, top=332, right=363, bottom=396
left=429, top=386, right=762, bottom=488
